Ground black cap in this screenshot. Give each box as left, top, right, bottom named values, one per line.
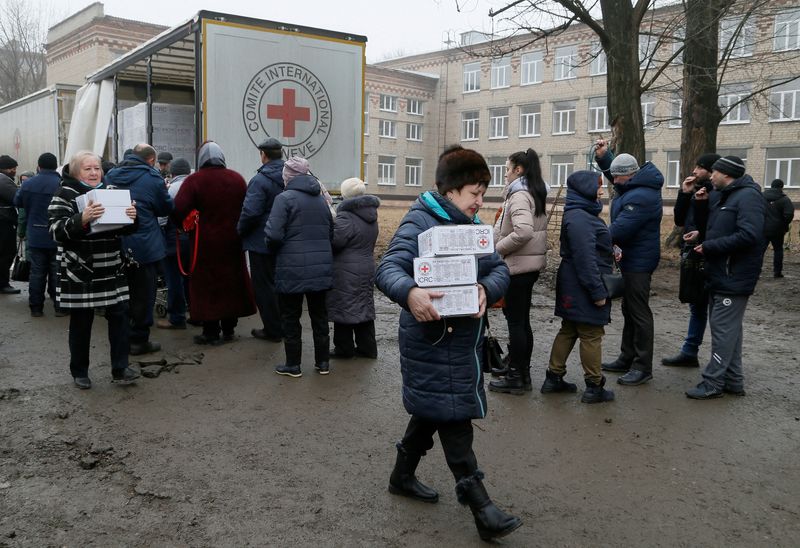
left=170, top=158, right=191, bottom=176
left=157, top=151, right=173, bottom=163
left=696, top=153, right=720, bottom=172
left=0, top=155, right=18, bottom=169
left=38, top=152, right=58, bottom=170
left=257, top=138, right=283, bottom=150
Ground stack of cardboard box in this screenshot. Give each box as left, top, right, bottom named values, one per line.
left=75, top=188, right=133, bottom=234
left=413, top=225, right=495, bottom=317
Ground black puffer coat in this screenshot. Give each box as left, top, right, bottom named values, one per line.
left=326, top=194, right=380, bottom=324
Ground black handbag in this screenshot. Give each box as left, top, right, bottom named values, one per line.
left=481, top=314, right=505, bottom=374
left=11, top=241, right=29, bottom=282
left=602, top=261, right=625, bottom=300
left=679, top=245, right=707, bottom=304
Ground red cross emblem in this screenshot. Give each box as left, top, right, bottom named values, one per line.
left=419, top=263, right=431, bottom=274
left=478, top=238, right=488, bottom=248
left=267, top=88, right=311, bottom=139
left=13, top=130, right=21, bottom=157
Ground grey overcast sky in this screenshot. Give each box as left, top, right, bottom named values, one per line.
left=58, top=0, right=509, bottom=62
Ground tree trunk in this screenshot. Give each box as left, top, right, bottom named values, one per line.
left=599, top=0, right=646, bottom=162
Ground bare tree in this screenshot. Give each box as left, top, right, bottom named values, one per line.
left=0, top=0, right=49, bottom=105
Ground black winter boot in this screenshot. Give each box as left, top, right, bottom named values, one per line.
left=581, top=376, right=615, bottom=404
left=456, top=471, right=522, bottom=541
left=520, top=366, right=532, bottom=392
left=388, top=443, right=439, bottom=503
left=540, top=369, right=578, bottom=393
left=488, top=364, right=525, bottom=395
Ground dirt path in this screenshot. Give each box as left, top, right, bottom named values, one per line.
left=1, top=249, right=799, bottom=547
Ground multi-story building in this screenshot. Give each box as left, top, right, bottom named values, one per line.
left=366, top=2, right=800, bottom=203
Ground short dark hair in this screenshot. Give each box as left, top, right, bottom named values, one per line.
left=37, top=152, right=58, bottom=170
left=771, top=178, right=785, bottom=189
left=435, top=145, right=490, bottom=194
left=262, top=148, right=282, bottom=161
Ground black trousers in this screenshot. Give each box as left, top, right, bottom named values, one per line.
left=278, top=291, right=329, bottom=366
left=333, top=320, right=377, bottom=358
left=400, top=416, right=478, bottom=481
left=68, top=302, right=129, bottom=378
left=249, top=251, right=283, bottom=339
left=502, top=271, right=539, bottom=370
left=769, top=233, right=785, bottom=275
left=617, top=271, right=654, bottom=373
left=0, top=221, right=16, bottom=288
left=202, top=318, right=238, bottom=339
left=127, top=261, right=158, bottom=344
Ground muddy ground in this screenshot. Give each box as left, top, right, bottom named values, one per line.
left=1, top=219, right=799, bottom=547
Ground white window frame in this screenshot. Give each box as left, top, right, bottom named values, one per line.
left=490, top=57, right=511, bottom=89
left=588, top=97, right=609, bottom=133
left=377, top=156, right=396, bottom=186
left=666, top=151, right=681, bottom=188
left=769, top=81, right=800, bottom=121
left=378, top=119, right=396, bottom=138
left=554, top=45, right=577, bottom=80
left=489, top=108, right=509, bottom=139
left=363, top=156, right=368, bottom=182
left=766, top=147, right=800, bottom=187
left=488, top=158, right=505, bottom=187
left=775, top=9, right=800, bottom=52
left=720, top=16, right=756, bottom=59
left=641, top=95, right=656, bottom=130
left=639, top=34, right=656, bottom=70
left=590, top=42, right=607, bottom=76
left=719, top=85, right=751, bottom=125
left=405, top=158, right=422, bottom=187
left=406, top=122, right=422, bottom=141
left=550, top=155, right=575, bottom=187
left=379, top=94, right=397, bottom=112
left=672, top=28, right=685, bottom=65
left=463, top=62, right=481, bottom=93
left=520, top=51, right=543, bottom=85
left=552, top=101, right=576, bottom=135
left=364, top=93, right=369, bottom=135
left=407, top=98, right=424, bottom=116
left=461, top=111, right=480, bottom=141
left=519, top=104, right=541, bottom=137
left=669, top=94, right=682, bottom=128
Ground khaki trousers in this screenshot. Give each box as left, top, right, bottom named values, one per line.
left=548, top=319, right=605, bottom=384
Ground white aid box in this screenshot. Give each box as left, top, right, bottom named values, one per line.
left=429, top=285, right=479, bottom=317
left=418, top=225, right=494, bottom=257
left=413, top=255, right=477, bottom=287
left=75, top=189, right=133, bottom=233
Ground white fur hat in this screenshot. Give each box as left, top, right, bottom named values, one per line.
left=340, top=177, right=366, bottom=199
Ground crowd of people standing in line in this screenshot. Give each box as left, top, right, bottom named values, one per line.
left=0, top=135, right=795, bottom=541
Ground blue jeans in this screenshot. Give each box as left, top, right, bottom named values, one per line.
left=28, top=247, right=58, bottom=311
left=680, top=295, right=709, bottom=357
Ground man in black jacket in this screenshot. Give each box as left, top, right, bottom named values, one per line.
left=662, top=153, right=719, bottom=368
left=684, top=156, right=766, bottom=399
left=0, top=155, right=20, bottom=294
left=763, top=179, right=795, bottom=278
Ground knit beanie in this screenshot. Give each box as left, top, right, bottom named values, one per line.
left=171, top=158, right=191, bottom=176
left=711, top=156, right=745, bottom=179
left=38, top=152, right=58, bottom=170
left=0, top=155, right=18, bottom=169
left=340, top=177, right=366, bottom=199
left=283, top=156, right=310, bottom=185
left=609, top=153, right=639, bottom=177
left=696, top=153, right=721, bottom=172
left=771, top=179, right=784, bottom=189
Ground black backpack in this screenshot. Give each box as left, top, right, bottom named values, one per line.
left=764, top=196, right=784, bottom=239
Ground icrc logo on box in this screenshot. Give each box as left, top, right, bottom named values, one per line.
left=242, top=63, right=332, bottom=159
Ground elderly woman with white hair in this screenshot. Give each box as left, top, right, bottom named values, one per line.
left=48, top=150, right=140, bottom=389
left=326, top=177, right=381, bottom=360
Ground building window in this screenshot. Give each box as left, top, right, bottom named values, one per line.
left=461, top=111, right=479, bottom=141
left=405, top=158, right=422, bottom=186
left=669, top=94, right=682, bottom=128
left=407, top=98, right=424, bottom=116
left=590, top=42, right=607, bottom=76
left=769, top=80, right=800, bottom=121
left=491, top=57, right=511, bottom=89
left=720, top=16, right=755, bottom=59
left=550, top=154, right=575, bottom=187
left=378, top=119, right=396, bottom=138
left=766, top=147, right=800, bottom=187
left=716, top=148, right=748, bottom=166
left=487, top=157, right=506, bottom=187
left=666, top=151, right=681, bottom=188
left=379, top=94, right=397, bottom=112
left=552, top=101, right=576, bottom=135
left=639, top=34, right=656, bottom=70
left=364, top=93, right=369, bottom=135
left=520, top=51, right=543, bottom=85
left=363, top=155, right=368, bottom=182
left=588, top=97, right=609, bottom=133
left=719, top=84, right=751, bottom=124
left=775, top=9, right=800, bottom=52
left=463, top=62, right=481, bottom=93
left=406, top=122, right=422, bottom=141
left=672, top=28, right=684, bottom=65
left=641, top=95, right=656, bottom=129
left=378, top=156, right=396, bottom=185
left=519, top=104, right=541, bottom=137
left=489, top=108, right=509, bottom=139
left=554, top=45, right=577, bottom=80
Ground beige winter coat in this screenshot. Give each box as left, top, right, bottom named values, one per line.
left=493, top=184, right=547, bottom=275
